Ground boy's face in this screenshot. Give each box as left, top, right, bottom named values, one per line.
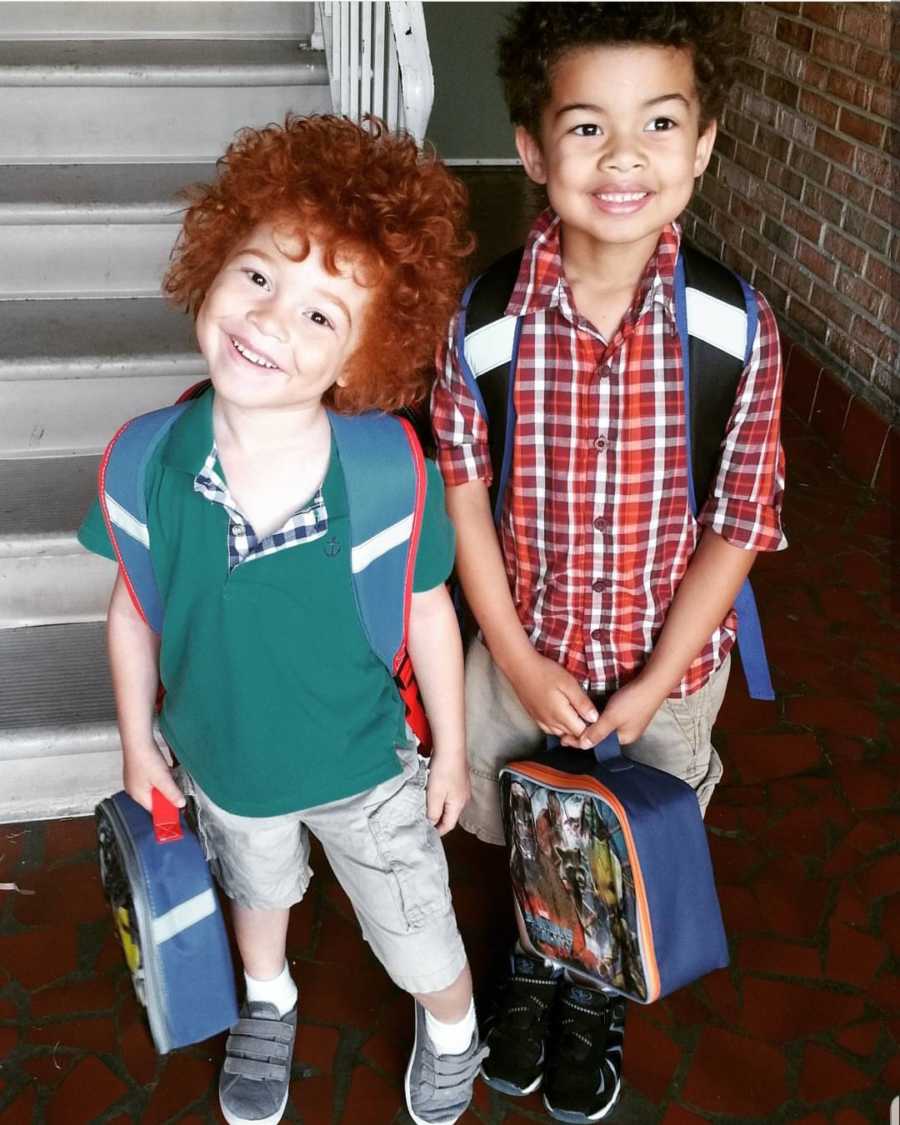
left=516, top=44, right=716, bottom=255
left=196, top=222, right=374, bottom=412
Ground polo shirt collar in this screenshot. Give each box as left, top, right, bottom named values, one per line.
left=506, top=207, right=682, bottom=331
left=161, top=384, right=215, bottom=475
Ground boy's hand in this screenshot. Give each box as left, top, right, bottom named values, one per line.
left=425, top=753, right=471, bottom=836
left=123, top=741, right=185, bottom=814
left=507, top=649, right=599, bottom=740
left=561, top=675, right=668, bottom=749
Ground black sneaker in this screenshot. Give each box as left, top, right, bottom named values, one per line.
left=479, top=950, right=560, bottom=1097
left=543, top=982, right=625, bottom=1122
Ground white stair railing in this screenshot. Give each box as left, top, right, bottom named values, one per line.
left=313, top=1, right=434, bottom=144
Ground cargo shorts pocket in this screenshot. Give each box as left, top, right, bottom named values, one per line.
left=366, top=760, right=451, bottom=933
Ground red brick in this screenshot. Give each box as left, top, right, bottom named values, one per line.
left=740, top=977, right=865, bottom=1041
left=31, top=1014, right=118, bottom=1054
left=120, top=1009, right=158, bottom=1086
left=680, top=1026, right=788, bottom=1114
left=0, top=1087, right=38, bottom=1124
left=860, top=854, right=900, bottom=901
left=708, top=836, right=761, bottom=883
left=297, top=1024, right=341, bottom=1075
left=833, top=1113, right=870, bottom=1125
left=833, top=881, right=872, bottom=930
left=787, top=696, right=879, bottom=739
left=855, top=145, right=892, bottom=183
left=776, top=17, right=813, bottom=51
left=824, top=821, right=895, bottom=877
left=717, top=885, right=763, bottom=935
left=841, top=4, right=891, bottom=49
left=825, top=921, right=889, bottom=988
left=143, top=1053, right=217, bottom=1124
left=802, top=3, right=843, bottom=30
left=0, top=928, right=78, bottom=990
left=799, top=88, right=839, bottom=130
left=812, top=30, right=859, bottom=69
left=871, top=972, right=900, bottom=1013
left=761, top=805, right=833, bottom=858
left=42, top=816, right=98, bottom=864
left=882, top=895, right=900, bottom=958
left=798, top=1043, right=873, bottom=1101
left=46, top=1056, right=129, bottom=1125
left=661, top=1108, right=710, bottom=1125
left=339, top=1064, right=402, bottom=1124
left=727, top=732, right=822, bottom=785
left=783, top=342, right=822, bottom=420
left=832, top=763, right=896, bottom=813
left=623, top=1009, right=682, bottom=1103
left=30, top=976, right=118, bottom=1020
left=738, top=937, right=821, bottom=978
left=836, top=1019, right=883, bottom=1056
left=749, top=866, right=829, bottom=940
left=290, top=1075, right=337, bottom=1125
left=837, top=106, right=886, bottom=147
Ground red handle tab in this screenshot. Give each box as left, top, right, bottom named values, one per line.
left=151, top=788, right=183, bottom=843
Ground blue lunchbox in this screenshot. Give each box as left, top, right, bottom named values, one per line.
left=96, top=788, right=238, bottom=1052
left=499, top=734, right=729, bottom=1003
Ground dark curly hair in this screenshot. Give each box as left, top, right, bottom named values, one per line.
left=498, top=2, right=740, bottom=138
left=164, top=114, right=473, bottom=414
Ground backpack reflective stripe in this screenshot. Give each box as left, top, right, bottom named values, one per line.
left=98, top=399, right=426, bottom=685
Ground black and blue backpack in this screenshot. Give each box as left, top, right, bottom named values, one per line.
left=457, top=240, right=774, bottom=701
left=95, top=381, right=430, bottom=1051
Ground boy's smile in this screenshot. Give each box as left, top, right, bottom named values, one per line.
left=516, top=44, right=716, bottom=261
left=196, top=222, right=373, bottom=412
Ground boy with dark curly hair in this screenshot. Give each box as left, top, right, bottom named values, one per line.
left=79, top=114, right=486, bottom=1125
left=433, top=4, right=786, bottom=1119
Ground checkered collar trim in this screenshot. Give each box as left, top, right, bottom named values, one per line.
left=194, top=446, right=328, bottom=572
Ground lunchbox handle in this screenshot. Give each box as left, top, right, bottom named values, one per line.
left=546, top=731, right=622, bottom=764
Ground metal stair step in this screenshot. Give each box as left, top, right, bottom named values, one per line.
left=0, top=42, right=330, bottom=164
left=0, top=39, right=327, bottom=86
left=0, top=297, right=202, bottom=378
left=0, top=162, right=215, bottom=225
left=0, top=621, right=120, bottom=822
left=0, top=454, right=117, bottom=628
left=2, top=1, right=314, bottom=41
left=0, top=164, right=216, bottom=297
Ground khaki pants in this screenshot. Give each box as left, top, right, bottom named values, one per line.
left=461, top=636, right=730, bottom=845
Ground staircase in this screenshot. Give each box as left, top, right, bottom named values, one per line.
left=0, top=1, right=330, bottom=822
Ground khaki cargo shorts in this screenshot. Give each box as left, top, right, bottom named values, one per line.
left=177, top=745, right=467, bottom=996
left=461, top=635, right=731, bottom=845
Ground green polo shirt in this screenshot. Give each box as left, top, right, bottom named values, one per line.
left=78, top=389, right=455, bottom=816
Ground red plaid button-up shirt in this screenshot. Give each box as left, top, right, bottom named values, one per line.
left=433, top=210, right=786, bottom=699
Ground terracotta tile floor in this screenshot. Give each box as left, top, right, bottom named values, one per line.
left=1, top=408, right=897, bottom=1125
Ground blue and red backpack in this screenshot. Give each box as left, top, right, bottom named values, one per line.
left=95, top=381, right=430, bottom=1051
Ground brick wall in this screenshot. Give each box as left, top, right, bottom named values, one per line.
left=684, top=2, right=897, bottom=428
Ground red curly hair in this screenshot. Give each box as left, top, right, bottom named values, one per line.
left=164, top=114, right=473, bottom=413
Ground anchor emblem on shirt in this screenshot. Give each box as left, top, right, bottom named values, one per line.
left=324, top=536, right=341, bottom=558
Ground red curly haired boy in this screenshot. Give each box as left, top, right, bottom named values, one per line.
left=78, top=115, right=484, bottom=1125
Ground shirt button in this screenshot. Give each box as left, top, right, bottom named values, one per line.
left=231, top=524, right=242, bottom=535
left=593, top=516, right=606, bottom=531
left=594, top=436, right=607, bottom=451
left=592, top=577, right=608, bottom=592
left=591, top=628, right=604, bottom=641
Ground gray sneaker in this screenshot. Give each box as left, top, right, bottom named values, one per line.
left=404, top=1000, right=489, bottom=1125
left=218, top=1001, right=297, bottom=1125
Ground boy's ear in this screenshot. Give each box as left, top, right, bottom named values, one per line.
left=693, top=119, right=718, bottom=178
left=515, top=126, right=548, bottom=186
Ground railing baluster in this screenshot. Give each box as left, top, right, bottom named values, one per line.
left=360, top=1, right=373, bottom=120
left=349, top=2, right=360, bottom=120
left=339, top=2, right=350, bottom=119
left=386, top=30, right=399, bottom=131
left=373, top=2, right=385, bottom=121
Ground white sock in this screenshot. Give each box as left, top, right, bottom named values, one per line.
left=244, top=961, right=298, bottom=1017
left=424, top=999, right=476, bottom=1056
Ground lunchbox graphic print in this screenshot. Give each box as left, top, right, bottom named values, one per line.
left=504, top=775, right=649, bottom=1000
left=500, top=735, right=729, bottom=1003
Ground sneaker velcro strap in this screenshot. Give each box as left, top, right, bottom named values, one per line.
left=223, top=1056, right=289, bottom=1082
left=226, top=1034, right=292, bottom=1062
left=231, top=1017, right=295, bottom=1043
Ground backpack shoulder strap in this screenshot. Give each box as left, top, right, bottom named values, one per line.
left=328, top=409, right=431, bottom=744
left=327, top=410, right=426, bottom=676
left=98, top=402, right=192, bottom=634
left=676, top=241, right=755, bottom=514
left=458, top=246, right=525, bottom=522
left=675, top=243, right=773, bottom=702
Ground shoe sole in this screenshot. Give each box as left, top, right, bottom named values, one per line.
left=543, top=1078, right=622, bottom=1123
left=220, top=1087, right=289, bottom=1125
left=479, top=1065, right=542, bottom=1097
